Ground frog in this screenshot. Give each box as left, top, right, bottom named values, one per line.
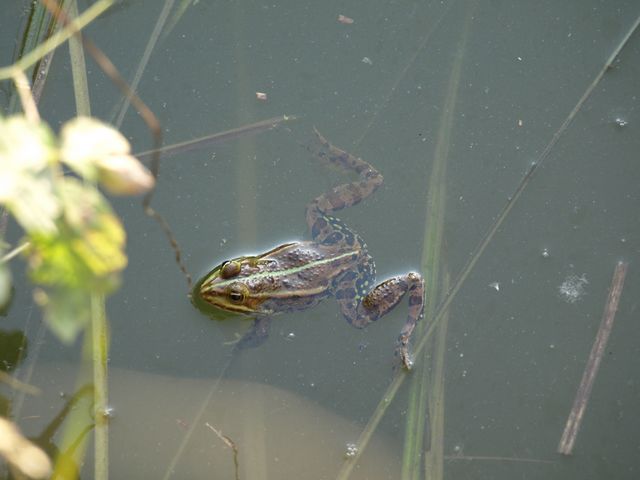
left=193, top=128, right=425, bottom=369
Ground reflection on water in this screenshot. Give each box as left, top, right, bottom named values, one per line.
left=18, top=364, right=400, bottom=479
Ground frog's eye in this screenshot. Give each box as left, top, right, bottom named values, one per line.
left=220, top=261, right=241, bottom=279
left=227, top=283, right=247, bottom=304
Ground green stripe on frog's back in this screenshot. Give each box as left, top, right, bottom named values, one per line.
left=203, top=249, right=358, bottom=292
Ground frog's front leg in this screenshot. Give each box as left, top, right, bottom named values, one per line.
left=233, top=316, right=272, bottom=351
left=339, top=272, right=425, bottom=370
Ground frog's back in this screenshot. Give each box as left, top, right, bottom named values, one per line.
left=258, top=241, right=358, bottom=314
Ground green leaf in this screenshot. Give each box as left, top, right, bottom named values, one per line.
left=60, top=116, right=154, bottom=195
left=34, top=287, right=91, bottom=344
left=0, top=115, right=57, bottom=174
left=24, top=178, right=127, bottom=343
left=26, top=178, right=126, bottom=291
left=0, top=115, right=60, bottom=234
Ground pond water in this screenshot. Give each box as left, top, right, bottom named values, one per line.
left=2, top=0, right=640, bottom=478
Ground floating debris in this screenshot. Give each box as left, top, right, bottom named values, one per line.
left=255, top=92, right=268, bottom=101
left=361, top=57, right=373, bottom=66
left=488, top=281, right=500, bottom=292
left=558, top=274, right=588, bottom=303
left=338, top=14, right=354, bottom=25
left=541, top=248, right=550, bottom=259
left=345, top=442, right=359, bottom=458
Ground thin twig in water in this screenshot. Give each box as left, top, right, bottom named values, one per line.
left=0, top=371, right=40, bottom=396
left=445, top=454, right=555, bottom=464
left=205, top=422, right=240, bottom=480
left=113, top=0, right=175, bottom=128
left=354, top=0, right=455, bottom=147
left=161, top=357, right=235, bottom=480
left=557, top=261, right=628, bottom=455
left=134, top=114, right=297, bottom=162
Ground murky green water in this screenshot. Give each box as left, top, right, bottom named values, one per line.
left=2, top=0, right=640, bottom=478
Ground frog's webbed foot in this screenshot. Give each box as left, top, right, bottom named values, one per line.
left=395, top=342, right=415, bottom=371
left=232, top=317, right=272, bottom=352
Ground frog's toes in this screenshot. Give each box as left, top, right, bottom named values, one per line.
left=394, top=345, right=415, bottom=371
left=403, top=355, right=415, bottom=371
left=223, top=333, right=243, bottom=346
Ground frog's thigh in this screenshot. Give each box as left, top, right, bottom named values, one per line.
left=358, top=273, right=424, bottom=324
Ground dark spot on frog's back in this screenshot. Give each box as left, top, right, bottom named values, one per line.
left=408, top=292, right=422, bottom=306
left=335, top=288, right=357, bottom=300
left=322, top=231, right=344, bottom=246
left=311, top=217, right=328, bottom=238
left=340, top=271, right=357, bottom=282
left=343, top=231, right=355, bottom=246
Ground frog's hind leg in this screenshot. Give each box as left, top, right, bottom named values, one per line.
left=341, top=272, right=425, bottom=370
left=305, top=128, right=383, bottom=242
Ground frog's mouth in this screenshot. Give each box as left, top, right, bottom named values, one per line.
left=190, top=273, right=246, bottom=319
left=190, top=290, right=249, bottom=320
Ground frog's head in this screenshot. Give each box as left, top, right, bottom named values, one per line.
left=192, top=243, right=298, bottom=317
left=193, top=244, right=298, bottom=317
left=193, top=256, right=264, bottom=316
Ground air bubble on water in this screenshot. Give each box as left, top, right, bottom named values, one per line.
left=541, top=248, right=550, bottom=259
left=558, top=274, right=588, bottom=303
left=99, top=405, right=115, bottom=420
left=286, top=332, right=296, bottom=340
left=345, top=443, right=359, bottom=458
left=614, top=117, right=628, bottom=128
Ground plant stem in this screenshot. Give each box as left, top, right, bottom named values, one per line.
left=91, top=293, right=109, bottom=480
left=0, top=0, right=113, bottom=80
left=402, top=3, right=474, bottom=478
left=67, top=0, right=91, bottom=116
left=0, top=241, right=30, bottom=264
